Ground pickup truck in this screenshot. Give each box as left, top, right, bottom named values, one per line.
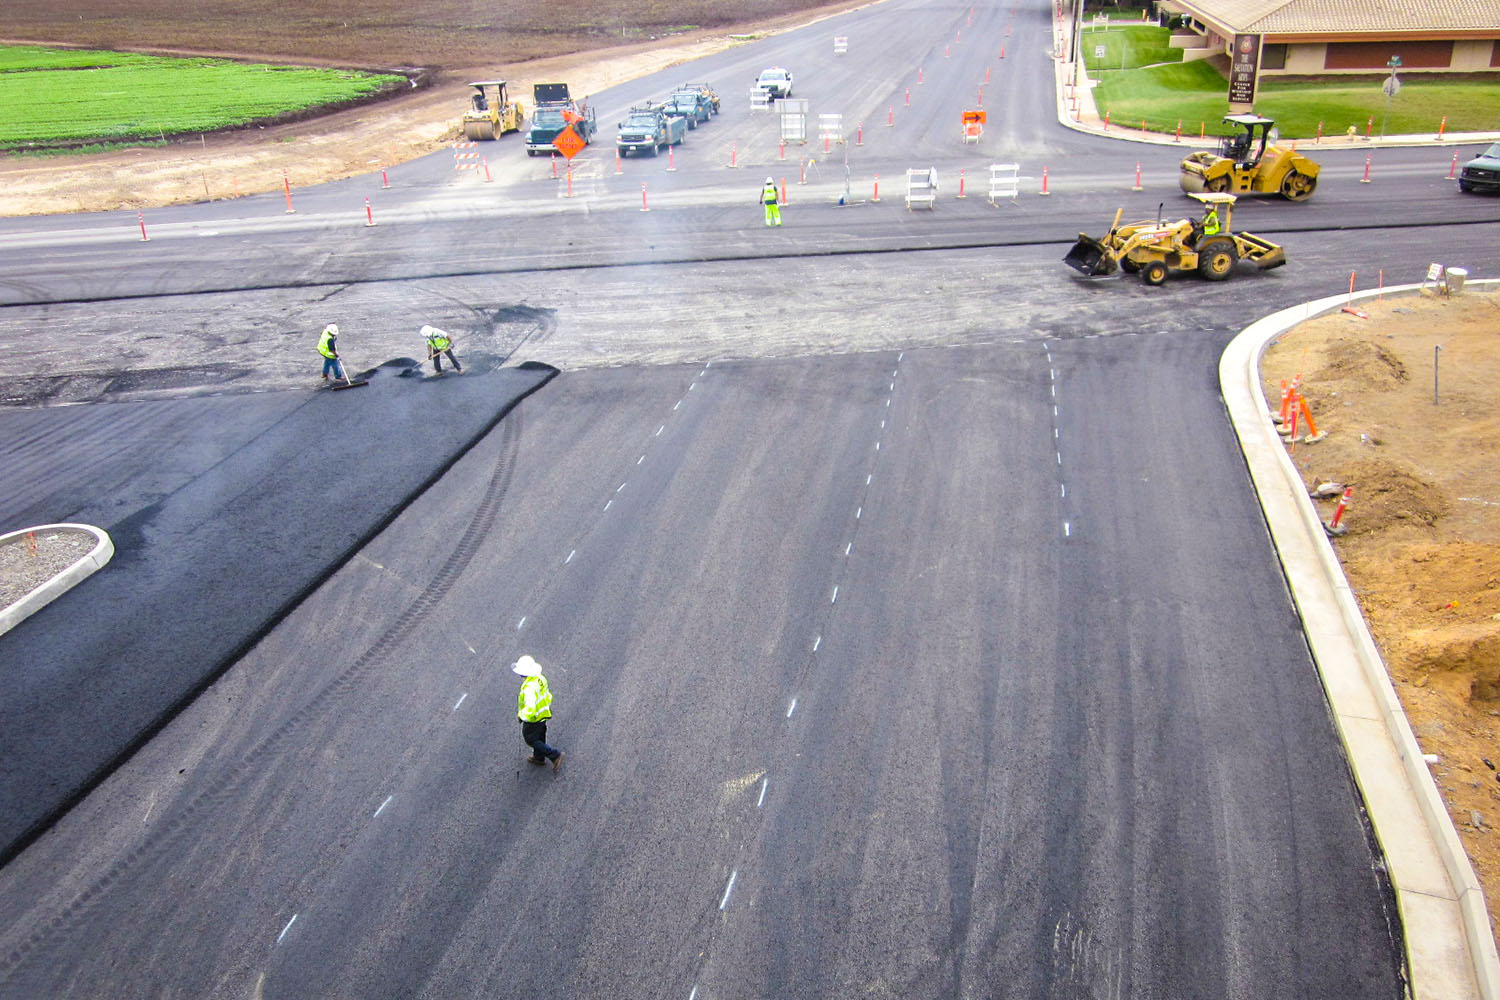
left=616, top=106, right=687, bottom=157
left=755, top=66, right=793, bottom=100
left=664, top=90, right=712, bottom=129
left=525, top=83, right=597, bottom=156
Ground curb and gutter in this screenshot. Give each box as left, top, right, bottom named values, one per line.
left=1222, top=279, right=1500, bottom=1000
left=0, top=524, right=112, bottom=639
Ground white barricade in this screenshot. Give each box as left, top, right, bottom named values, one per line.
left=988, top=163, right=1020, bottom=202
left=751, top=88, right=771, bottom=111
left=905, top=167, right=938, bottom=210
left=834, top=36, right=848, bottom=54
left=778, top=98, right=809, bottom=142
left=818, top=113, right=843, bottom=146
left=452, top=141, right=480, bottom=170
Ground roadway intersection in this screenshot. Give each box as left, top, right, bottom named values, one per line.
left=1, top=0, right=1498, bottom=996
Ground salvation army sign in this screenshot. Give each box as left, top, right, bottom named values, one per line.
left=1229, top=33, right=1261, bottom=106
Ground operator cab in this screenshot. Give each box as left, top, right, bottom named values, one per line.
left=1217, top=113, right=1275, bottom=169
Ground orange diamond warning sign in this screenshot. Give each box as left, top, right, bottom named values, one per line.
left=552, top=125, right=586, bottom=160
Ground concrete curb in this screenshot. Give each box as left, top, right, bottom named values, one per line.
left=0, top=524, right=114, bottom=639
left=1221, top=279, right=1500, bottom=1000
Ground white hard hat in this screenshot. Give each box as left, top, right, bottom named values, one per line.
left=765, top=176, right=774, bottom=184
left=325, top=323, right=339, bottom=336
left=419, top=325, right=433, bottom=337
left=511, top=654, right=542, bottom=677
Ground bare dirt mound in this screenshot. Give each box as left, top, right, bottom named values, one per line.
left=1262, top=287, right=1500, bottom=949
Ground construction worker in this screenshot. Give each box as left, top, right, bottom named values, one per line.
left=317, top=323, right=344, bottom=382
left=1202, top=204, right=1221, bottom=237
left=513, top=654, right=564, bottom=771
left=760, top=176, right=782, bottom=227
left=421, top=325, right=462, bottom=374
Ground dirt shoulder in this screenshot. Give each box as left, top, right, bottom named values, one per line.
left=1261, top=286, right=1500, bottom=952
left=0, top=3, right=864, bottom=218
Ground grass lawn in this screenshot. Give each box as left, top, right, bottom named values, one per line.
left=1093, top=60, right=1500, bottom=138
left=0, top=45, right=405, bottom=149
left=1080, top=24, right=1182, bottom=73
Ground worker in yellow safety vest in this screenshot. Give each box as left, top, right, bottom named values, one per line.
left=760, top=177, right=782, bottom=227
left=421, top=325, right=462, bottom=375
left=513, top=654, right=564, bottom=770
left=317, top=323, right=345, bottom=382
left=1202, top=205, right=1220, bottom=237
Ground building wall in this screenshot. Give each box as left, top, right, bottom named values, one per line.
left=1260, top=40, right=1500, bottom=75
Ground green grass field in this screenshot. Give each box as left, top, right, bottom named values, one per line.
left=1093, top=59, right=1500, bottom=139
left=0, top=45, right=405, bottom=148
left=1080, top=23, right=1182, bottom=73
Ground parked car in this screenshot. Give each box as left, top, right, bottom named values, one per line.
left=1458, top=142, right=1500, bottom=193
left=755, top=66, right=793, bottom=99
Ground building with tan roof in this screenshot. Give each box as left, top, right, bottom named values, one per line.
left=1158, top=0, right=1500, bottom=77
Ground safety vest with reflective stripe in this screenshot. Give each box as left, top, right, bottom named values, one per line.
left=318, top=327, right=338, bottom=359
left=761, top=183, right=779, bottom=205
left=1203, top=210, right=1220, bottom=236
left=426, top=329, right=451, bottom=352
left=518, top=675, right=553, bottom=722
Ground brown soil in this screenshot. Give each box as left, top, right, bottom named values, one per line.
left=0, top=0, right=862, bottom=217
left=1262, top=287, right=1500, bottom=950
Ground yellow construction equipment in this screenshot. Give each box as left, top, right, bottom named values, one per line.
left=462, top=81, right=524, bottom=141
left=1063, top=193, right=1286, bottom=287
left=1179, top=114, right=1320, bottom=201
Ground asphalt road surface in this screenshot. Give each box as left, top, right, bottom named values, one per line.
left=2, top=0, right=1498, bottom=995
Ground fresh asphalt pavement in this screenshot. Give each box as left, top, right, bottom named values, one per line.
left=0, top=0, right=1497, bottom=994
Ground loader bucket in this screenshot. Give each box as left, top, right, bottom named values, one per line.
left=1236, top=232, right=1287, bottom=270
left=1064, top=234, right=1117, bottom=276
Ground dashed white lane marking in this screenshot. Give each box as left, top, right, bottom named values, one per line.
left=830, top=586, right=839, bottom=603
left=373, top=795, right=393, bottom=818
left=453, top=692, right=468, bottom=712
left=604, top=499, right=613, bottom=512
left=638, top=454, right=646, bottom=465
left=786, top=698, right=797, bottom=718
left=719, top=870, right=738, bottom=910
left=673, top=400, right=682, bottom=411
left=855, top=506, right=862, bottom=519
left=1064, top=522, right=1072, bottom=538
left=844, top=541, right=851, bottom=556
left=656, top=424, right=665, bottom=436
left=1060, top=484, right=1066, bottom=499
left=276, top=914, right=298, bottom=945
left=565, top=549, right=576, bottom=564
left=812, top=635, right=822, bottom=652
left=616, top=482, right=626, bottom=493
left=689, top=987, right=699, bottom=1000
left=757, top=778, right=768, bottom=808
left=517, top=616, right=526, bottom=630
left=866, top=474, right=872, bottom=485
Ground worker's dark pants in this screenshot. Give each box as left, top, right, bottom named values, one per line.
left=432, top=349, right=461, bottom=373
left=520, top=719, right=560, bottom=761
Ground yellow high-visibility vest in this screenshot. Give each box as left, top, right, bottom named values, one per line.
left=317, top=327, right=338, bottom=359
left=518, top=675, right=553, bottom=722
left=1203, top=209, right=1220, bottom=236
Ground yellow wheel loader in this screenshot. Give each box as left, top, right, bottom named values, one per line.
left=1063, top=193, right=1286, bottom=287
left=462, top=81, right=524, bottom=141
left=1179, top=114, right=1320, bottom=202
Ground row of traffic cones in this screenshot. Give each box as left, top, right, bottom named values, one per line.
left=1275, top=377, right=1354, bottom=535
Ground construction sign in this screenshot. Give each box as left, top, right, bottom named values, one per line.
left=552, top=124, right=586, bottom=160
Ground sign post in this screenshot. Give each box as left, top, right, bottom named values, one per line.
left=1380, top=55, right=1402, bottom=139
left=1228, top=33, right=1261, bottom=111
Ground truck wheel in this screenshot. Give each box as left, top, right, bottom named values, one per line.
left=649, top=143, right=659, bottom=157
left=1280, top=170, right=1316, bottom=201
left=1141, top=261, right=1168, bottom=286
left=1196, top=238, right=1238, bottom=281
left=1459, top=179, right=1473, bottom=193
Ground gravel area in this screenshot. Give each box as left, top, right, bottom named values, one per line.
left=0, top=529, right=94, bottom=607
